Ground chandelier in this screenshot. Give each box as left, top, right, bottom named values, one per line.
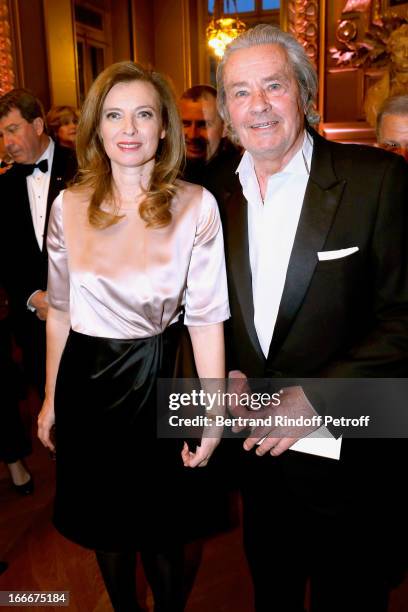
left=206, top=0, right=246, bottom=59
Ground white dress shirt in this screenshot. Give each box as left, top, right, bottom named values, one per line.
left=236, top=133, right=341, bottom=459
left=26, top=137, right=54, bottom=250
left=237, top=132, right=313, bottom=358
left=26, top=138, right=54, bottom=310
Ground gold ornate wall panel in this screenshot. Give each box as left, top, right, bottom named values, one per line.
left=282, top=0, right=321, bottom=68
left=281, top=0, right=325, bottom=118
left=0, top=0, right=15, bottom=95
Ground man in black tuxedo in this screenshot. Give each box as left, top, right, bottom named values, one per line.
left=217, top=25, right=408, bottom=612
left=0, top=89, right=76, bottom=396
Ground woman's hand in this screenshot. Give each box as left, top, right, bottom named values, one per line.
left=181, top=437, right=220, bottom=468
left=186, top=321, right=226, bottom=467
left=37, top=398, right=56, bottom=452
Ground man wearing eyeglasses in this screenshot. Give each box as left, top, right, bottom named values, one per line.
left=0, top=89, right=76, bottom=396
left=377, top=94, right=408, bottom=162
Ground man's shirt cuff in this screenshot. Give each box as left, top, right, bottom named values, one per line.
left=27, top=289, right=41, bottom=312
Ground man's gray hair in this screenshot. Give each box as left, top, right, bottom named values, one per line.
left=376, top=95, right=408, bottom=138
left=216, top=23, right=319, bottom=142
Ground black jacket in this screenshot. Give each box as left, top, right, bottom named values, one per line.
left=223, top=129, right=408, bottom=380
left=0, top=143, right=77, bottom=314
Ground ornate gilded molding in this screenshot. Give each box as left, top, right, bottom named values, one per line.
left=285, top=0, right=320, bottom=69
left=0, top=0, right=15, bottom=96
left=281, top=0, right=325, bottom=118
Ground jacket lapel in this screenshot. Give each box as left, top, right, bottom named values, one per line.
left=268, top=131, right=346, bottom=361
left=12, top=166, right=38, bottom=248
left=42, top=144, right=65, bottom=252
left=224, top=180, right=264, bottom=362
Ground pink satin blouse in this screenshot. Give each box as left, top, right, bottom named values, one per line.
left=47, top=185, right=230, bottom=339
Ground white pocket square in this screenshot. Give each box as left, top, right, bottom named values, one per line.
left=317, top=247, right=359, bottom=261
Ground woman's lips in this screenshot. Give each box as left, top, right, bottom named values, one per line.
left=117, top=142, right=142, bottom=150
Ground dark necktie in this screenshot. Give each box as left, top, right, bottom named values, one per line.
left=22, top=159, right=48, bottom=176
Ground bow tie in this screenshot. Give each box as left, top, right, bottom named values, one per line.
left=22, top=159, right=48, bottom=176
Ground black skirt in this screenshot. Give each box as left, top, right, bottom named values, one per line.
left=53, top=325, right=187, bottom=552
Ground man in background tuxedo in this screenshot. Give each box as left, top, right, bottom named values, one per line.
left=0, top=89, right=76, bottom=396
left=217, top=25, right=408, bottom=612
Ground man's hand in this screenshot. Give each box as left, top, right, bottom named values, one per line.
left=29, top=290, right=49, bottom=320
left=244, top=386, right=319, bottom=456
left=227, top=372, right=319, bottom=457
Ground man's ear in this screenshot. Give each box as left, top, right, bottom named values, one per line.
left=32, top=117, right=44, bottom=136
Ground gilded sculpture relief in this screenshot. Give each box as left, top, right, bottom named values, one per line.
left=329, top=0, right=408, bottom=125
left=364, top=23, right=408, bottom=124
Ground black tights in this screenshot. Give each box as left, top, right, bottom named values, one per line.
left=96, top=547, right=185, bottom=612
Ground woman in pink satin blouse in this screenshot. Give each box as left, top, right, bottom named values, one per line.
left=37, top=61, right=229, bottom=611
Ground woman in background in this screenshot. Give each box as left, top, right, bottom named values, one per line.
left=46, top=105, right=79, bottom=149
left=38, top=61, right=229, bottom=612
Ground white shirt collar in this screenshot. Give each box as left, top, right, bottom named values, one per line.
left=236, top=130, right=313, bottom=188
left=35, top=137, right=54, bottom=167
